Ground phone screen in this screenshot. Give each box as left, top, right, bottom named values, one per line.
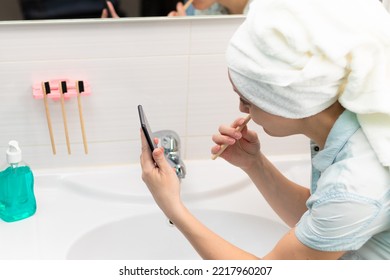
left=138, top=105, right=157, bottom=152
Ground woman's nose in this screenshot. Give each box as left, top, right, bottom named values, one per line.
left=239, top=102, right=250, bottom=114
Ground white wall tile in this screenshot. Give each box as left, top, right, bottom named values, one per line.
left=0, top=56, right=188, bottom=141
left=0, top=16, right=310, bottom=169
left=187, top=54, right=239, bottom=137
left=190, top=16, right=244, bottom=54
left=0, top=18, right=192, bottom=62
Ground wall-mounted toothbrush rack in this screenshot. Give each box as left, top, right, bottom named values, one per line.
left=33, top=79, right=91, bottom=155
left=33, top=79, right=91, bottom=100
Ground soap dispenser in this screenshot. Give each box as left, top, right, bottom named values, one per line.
left=0, top=141, right=36, bottom=222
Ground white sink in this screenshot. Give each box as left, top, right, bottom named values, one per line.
left=64, top=156, right=308, bottom=260
left=0, top=155, right=309, bottom=259
left=60, top=160, right=251, bottom=203
left=66, top=209, right=289, bottom=260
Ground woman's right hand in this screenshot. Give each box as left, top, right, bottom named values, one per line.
left=101, top=1, right=120, bottom=18
left=167, top=2, right=188, bottom=17
left=211, top=117, right=261, bottom=171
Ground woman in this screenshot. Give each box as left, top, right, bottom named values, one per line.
left=168, top=0, right=251, bottom=16
left=140, top=0, right=390, bottom=259
left=102, top=0, right=251, bottom=18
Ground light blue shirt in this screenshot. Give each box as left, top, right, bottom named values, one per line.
left=184, top=0, right=195, bottom=15
left=194, top=3, right=229, bottom=15
left=194, top=1, right=253, bottom=16
left=295, top=110, right=390, bottom=259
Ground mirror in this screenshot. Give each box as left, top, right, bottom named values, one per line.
left=1, top=0, right=140, bottom=20
left=0, top=0, right=245, bottom=21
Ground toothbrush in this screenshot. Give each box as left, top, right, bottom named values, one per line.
left=76, top=81, right=88, bottom=154
left=211, top=114, right=252, bottom=160
left=183, top=0, right=194, bottom=11
left=59, top=81, right=71, bottom=155
left=41, top=82, right=56, bottom=155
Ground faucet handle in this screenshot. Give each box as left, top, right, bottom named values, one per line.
left=153, top=130, right=186, bottom=179
left=175, top=164, right=186, bottom=180
left=161, top=134, right=178, bottom=152
left=153, top=130, right=181, bottom=154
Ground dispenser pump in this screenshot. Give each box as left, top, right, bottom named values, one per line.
left=6, top=140, right=22, bottom=165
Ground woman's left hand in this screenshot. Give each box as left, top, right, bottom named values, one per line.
left=101, top=1, right=120, bottom=18
left=139, top=130, right=183, bottom=218
left=167, top=2, right=188, bottom=17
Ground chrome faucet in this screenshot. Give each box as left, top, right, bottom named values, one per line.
left=153, top=130, right=186, bottom=179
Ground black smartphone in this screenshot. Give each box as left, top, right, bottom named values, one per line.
left=138, top=105, right=157, bottom=153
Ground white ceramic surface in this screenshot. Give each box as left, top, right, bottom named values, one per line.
left=0, top=155, right=310, bottom=259
left=61, top=160, right=250, bottom=203
left=67, top=209, right=288, bottom=260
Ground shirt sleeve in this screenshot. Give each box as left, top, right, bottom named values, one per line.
left=295, top=191, right=381, bottom=252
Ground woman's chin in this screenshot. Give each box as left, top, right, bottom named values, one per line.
left=192, top=3, right=212, bottom=10
left=263, top=128, right=285, bottom=137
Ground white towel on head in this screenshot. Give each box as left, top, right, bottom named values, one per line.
left=226, top=0, right=390, bottom=169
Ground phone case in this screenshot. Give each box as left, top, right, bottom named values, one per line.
left=138, top=105, right=157, bottom=152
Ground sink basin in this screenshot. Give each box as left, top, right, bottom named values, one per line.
left=0, top=155, right=310, bottom=260
left=61, top=160, right=250, bottom=203
left=66, top=209, right=289, bottom=260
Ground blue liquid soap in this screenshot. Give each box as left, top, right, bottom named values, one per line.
left=0, top=141, right=36, bottom=222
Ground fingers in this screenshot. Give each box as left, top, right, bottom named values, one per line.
left=211, top=116, right=255, bottom=155
left=210, top=124, right=241, bottom=158
left=176, top=2, right=187, bottom=16
left=106, top=1, right=120, bottom=18
left=167, top=2, right=187, bottom=17
left=140, top=129, right=172, bottom=173
left=212, top=133, right=241, bottom=149
left=151, top=147, right=173, bottom=172
left=101, top=9, right=108, bottom=18
left=212, top=120, right=245, bottom=146
left=140, top=129, right=157, bottom=170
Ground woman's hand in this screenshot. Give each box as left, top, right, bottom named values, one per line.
left=101, top=1, right=120, bottom=18
left=211, top=117, right=261, bottom=171
left=168, top=2, right=188, bottom=17
left=139, top=130, right=183, bottom=218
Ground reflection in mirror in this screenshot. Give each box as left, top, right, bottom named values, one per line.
left=13, top=0, right=125, bottom=20
left=0, top=0, right=23, bottom=20
left=190, top=0, right=251, bottom=16
left=166, top=0, right=251, bottom=17
left=142, top=0, right=183, bottom=16
left=0, top=0, right=251, bottom=21
left=1, top=0, right=134, bottom=20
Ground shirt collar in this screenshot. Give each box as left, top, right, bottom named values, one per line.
left=312, top=110, right=360, bottom=172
